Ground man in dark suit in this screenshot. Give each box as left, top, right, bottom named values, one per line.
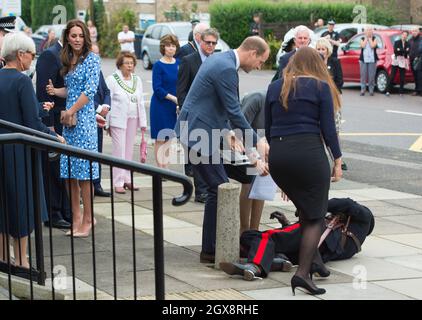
left=36, top=39, right=71, bottom=229
left=175, top=22, right=209, bottom=60
left=175, top=36, right=271, bottom=263
left=91, top=44, right=111, bottom=197
left=272, top=25, right=312, bottom=82
left=177, top=28, right=220, bottom=203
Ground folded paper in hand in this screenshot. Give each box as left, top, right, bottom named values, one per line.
left=248, top=174, right=278, bottom=201
left=220, top=150, right=250, bottom=166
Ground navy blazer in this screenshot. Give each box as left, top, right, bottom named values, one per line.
left=272, top=50, right=296, bottom=82
left=175, top=41, right=198, bottom=60
left=35, top=41, right=66, bottom=127
left=94, top=71, right=111, bottom=108
left=176, top=51, right=202, bottom=108
left=175, top=50, right=258, bottom=157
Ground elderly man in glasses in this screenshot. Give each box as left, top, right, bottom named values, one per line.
left=176, top=28, right=220, bottom=203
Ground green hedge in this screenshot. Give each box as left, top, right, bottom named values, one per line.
left=210, top=0, right=396, bottom=49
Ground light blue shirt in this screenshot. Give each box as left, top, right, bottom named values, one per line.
left=199, top=47, right=208, bottom=63
left=363, top=41, right=375, bottom=63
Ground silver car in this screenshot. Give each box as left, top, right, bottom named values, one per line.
left=140, top=21, right=230, bottom=69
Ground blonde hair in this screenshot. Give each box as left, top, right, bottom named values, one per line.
left=316, top=38, right=333, bottom=57
left=281, top=47, right=341, bottom=113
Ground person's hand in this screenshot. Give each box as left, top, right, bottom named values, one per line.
left=255, top=159, right=269, bottom=176
left=56, top=134, right=66, bottom=144
left=99, top=105, right=110, bottom=117
left=46, top=79, right=56, bottom=96
left=61, top=110, right=75, bottom=127
left=257, top=138, right=269, bottom=163
left=331, top=162, right=343, bottom=182
left=43, top=101, right=55, bottom=112
left=96, top=114, right=106, bottom=128
left=227, top=132, right=245, bottom=153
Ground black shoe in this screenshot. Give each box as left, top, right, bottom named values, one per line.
left=271, top=254, right=293, bottom=272
left=94, top=186, right=111, bottom=197
left=44, top=219, right=71, bottom=229
left=194, top=194, right=207, bottom=203
left=200, top=251, right=215, bottom=263
left=341, top=161, right=348, bottom=171
left=310, top=263, right=331, bottom=278
left=219, top=262, right=262, bottom=281
left=185, top=168, right=194, bottom=177
left=291, top=275, right=326, bottom=296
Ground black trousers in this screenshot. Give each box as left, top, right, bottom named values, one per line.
left=411, top=61, right=422, bottom=93
left=93, top=126, right=103, bottom=189
left=240, top=223, right=302, bottom=276
left=388, top=66, right=406, bottom=94
left=41, top=111, right=71, bottom=222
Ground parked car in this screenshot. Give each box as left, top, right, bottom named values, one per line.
left=314, top=23, right=389, bottom=43
left=390, top=24, right=422, bottom=31
left=338, top=30, right=416, bottom=93
left=140, top=21, right=230, bottom=69
left=32, top=24, right=66, bottom=56
left=34, top=24, right=66, bottom=39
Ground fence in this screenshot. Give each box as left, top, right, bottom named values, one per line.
left=0, top=119, right=193, bottom=300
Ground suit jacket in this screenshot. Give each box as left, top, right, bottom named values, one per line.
left=393, top=39, right=411, bottom=59
left=35, top=41, right=66, bottom=127
left=327, top=57, right=344, bottom=93
left=175, top=41, right=198, bottom=60
left=176, top=51, right=202, bottom=108
left=272, top=50, right=296, bottom=82
left=94, top=71, right=111, bottom=108
left=175, top=50, right=258, bottom=157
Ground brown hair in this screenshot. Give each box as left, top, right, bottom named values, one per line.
left=239, top=36, right=269, bottom=56
left=159, top=34, right=180, bottom=56
left=116, top=51, right=137, bottom=69
left=60, top=19, right=92, bottom=76
left=281, top=47, right=341, bottom=113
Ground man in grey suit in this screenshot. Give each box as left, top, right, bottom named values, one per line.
left=174, top=36, right=270, bottom=263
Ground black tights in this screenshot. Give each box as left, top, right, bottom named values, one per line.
left=295, top=214, right=325, bottom=289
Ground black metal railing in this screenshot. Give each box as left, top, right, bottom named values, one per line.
left=0, top=119, right=193, bottom=300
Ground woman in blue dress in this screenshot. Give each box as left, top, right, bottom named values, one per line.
left=150, top=34, right=180, bottom=169
left=47, top=20, right=100, bottom=237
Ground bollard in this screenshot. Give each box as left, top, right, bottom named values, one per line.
left=215, top=183, right=241, bottom=270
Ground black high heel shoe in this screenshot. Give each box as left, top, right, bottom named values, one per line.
left=310, top=263, right=331, bottom=278
left=291, top=275, right=326, bottom=296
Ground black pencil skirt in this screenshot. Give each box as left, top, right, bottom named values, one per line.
left=268, top=133, right=331, bottom=221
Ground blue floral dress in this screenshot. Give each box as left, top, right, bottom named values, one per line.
left=60, top=52, right=100, bottom=180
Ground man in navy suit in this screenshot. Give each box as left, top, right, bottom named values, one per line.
left=177, top=28, right=220, bottom=203
left=91, top=44, right=111, bottom=197
left=36, top=39, right=71, bottom=229
left=175, top=36, right=270, bottom=263
left=175, top=22, right=209, bottom=60
left=272, top=25, right=312, bottom=82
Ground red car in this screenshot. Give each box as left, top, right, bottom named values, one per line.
left=338, top=30, right=416, bottom=93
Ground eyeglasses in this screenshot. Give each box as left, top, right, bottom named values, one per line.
left=19, top=50, right=36, bottom=59
left=204, top=41, right=217, bottom=46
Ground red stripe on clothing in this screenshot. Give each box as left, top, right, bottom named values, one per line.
left=252, top=223, right=301, bottom=265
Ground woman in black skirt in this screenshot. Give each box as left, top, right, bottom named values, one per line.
left=265, top=47, right=342, bottom=295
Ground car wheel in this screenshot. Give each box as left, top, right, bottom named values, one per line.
left=376, top=69, right=388, bottom=93
left=142, top=52, right=152, bottom=70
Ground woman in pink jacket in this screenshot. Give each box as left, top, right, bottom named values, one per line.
left=106, top=51, right=147, bottom=194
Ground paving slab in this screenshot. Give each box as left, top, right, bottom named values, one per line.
left=371, top=217, right=422, bottom=235
left=267, top=268, right=354, bottom=286
left=326, top=256, right=422, bottom=281
left=142, top=227, right=203, bottom=247
left=166, top=211, right=204, bottom=227
left=317, top=282, right=413, bottom=300
left=382, top=215, right=422, bottom=230
left=241, top=287, right=321, bottom=300
left=374, top=279, right=422, bottom=300
left=359, top=236, right=422, bottom=258
left=94, top=202, right=153, bottom=217
left=384, top=254, right=422, bottom=272
left=135, top=200, right=204, bottom=213
left=113, top=213, right=197, bottom=230
left=165, top=265, right=284, bottom=292
left=379, top=233, right=422, bottom=249
left=384, top=199, right=422, bottom=212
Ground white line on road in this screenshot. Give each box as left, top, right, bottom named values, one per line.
left=385, top=110, right=422, bottom=117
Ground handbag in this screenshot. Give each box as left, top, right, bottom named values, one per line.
left=140, top=129, right=147, bottom=163
left=60, top=110, right=77, bottom=128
